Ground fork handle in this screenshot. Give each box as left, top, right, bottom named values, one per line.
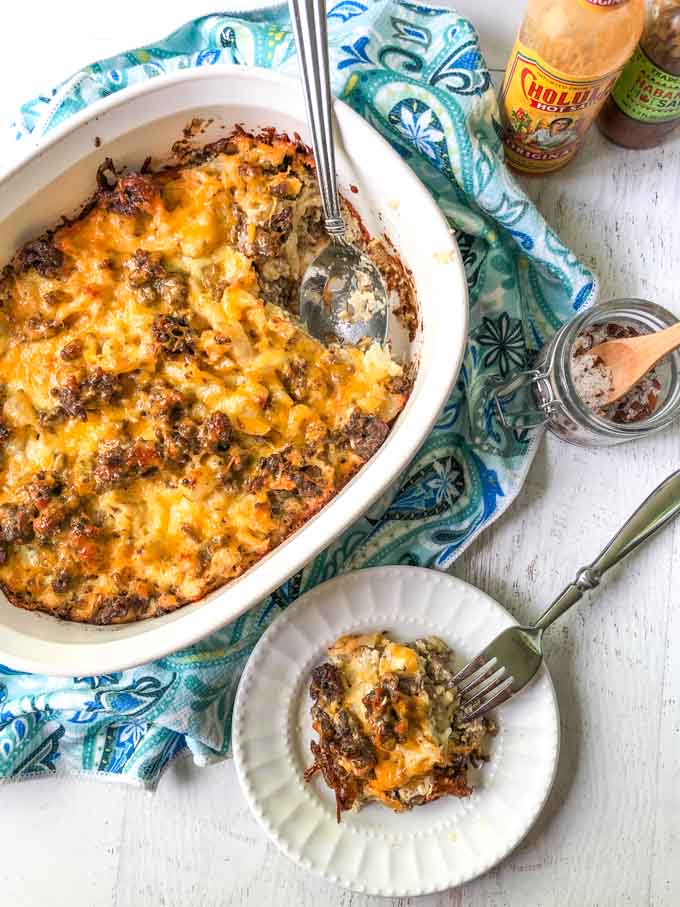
left=288, top=0, right=346, bottom=237
left=533, top=469, right=680, bottom=632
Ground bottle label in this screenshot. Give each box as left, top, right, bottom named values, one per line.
left=611, top=45, right=680, bottom=124
left=500, top=40, right=621, bottom=173
left=578, top=0, right=627, bottom=7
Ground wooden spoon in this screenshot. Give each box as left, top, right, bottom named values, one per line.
left=591, top=321, right=680, bottom=405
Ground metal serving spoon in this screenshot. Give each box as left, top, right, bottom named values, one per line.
left=289, top=0, right=388, bottom=345
left=453, top=469, right=680, bottom=721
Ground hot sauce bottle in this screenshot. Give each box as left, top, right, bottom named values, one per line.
left=599, top=0, right=680, bottom=148
left=500, top=0, right=645, bottom=174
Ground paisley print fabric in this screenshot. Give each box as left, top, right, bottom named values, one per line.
left=0, top=1, right=596, bottom=787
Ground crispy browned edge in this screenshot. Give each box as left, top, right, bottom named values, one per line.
left=1, top=125, right=417, bottom=624
left=1, top=486, right=335, bottom=621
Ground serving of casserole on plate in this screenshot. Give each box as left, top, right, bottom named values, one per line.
left=233, top=567, right=560, bottom=897
left=305, top=632, right=494, bottom=820
left=0, top=66, right=467, bottom=675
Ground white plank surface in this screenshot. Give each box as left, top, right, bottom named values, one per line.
left=1, top=2, right=679, bottom=905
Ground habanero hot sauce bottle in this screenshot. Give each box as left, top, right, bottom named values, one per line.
left=500, top=0, right=645, bottom=174
left=599, top=0, right=680, bottom=148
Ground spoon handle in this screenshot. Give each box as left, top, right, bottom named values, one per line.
left=532, top=469, right=680, bottom=632
left=289, top=0, right=345, bottom=237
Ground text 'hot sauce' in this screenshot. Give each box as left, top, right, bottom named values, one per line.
left=500, top=0, right=645, bottom=174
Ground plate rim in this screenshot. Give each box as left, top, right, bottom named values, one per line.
left=233, top=565, right=561, bottom=897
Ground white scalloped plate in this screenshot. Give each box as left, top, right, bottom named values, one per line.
left=233, top=567, right=560, bottom=896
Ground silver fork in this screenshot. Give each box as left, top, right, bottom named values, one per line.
left=454, top=469, right=680, bottom=722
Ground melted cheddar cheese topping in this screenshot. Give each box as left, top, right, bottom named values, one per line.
left=329, top=634, right=443, bottom=802
left=307, top=633, right=493, bottom=817
left=0, top=134, right=407, bottom=624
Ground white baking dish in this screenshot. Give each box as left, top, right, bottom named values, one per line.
left=0, top=66, right=467, bottom=675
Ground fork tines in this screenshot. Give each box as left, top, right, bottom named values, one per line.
left=453, top=655, right=515, bottom=723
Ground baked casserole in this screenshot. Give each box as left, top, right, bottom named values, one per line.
left=0, top=132, right=410, bottom=624
left=305, top=633, right=494, bottom=819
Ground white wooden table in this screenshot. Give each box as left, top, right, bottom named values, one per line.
left=1, top=3, right=679, bottom=905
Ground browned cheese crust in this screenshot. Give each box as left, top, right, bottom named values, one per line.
left=0, top=133, right=410, bottom=624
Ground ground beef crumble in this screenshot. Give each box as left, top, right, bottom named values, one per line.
left=152, top=314, right=195, bottom=357
left=16, top=237, right=65, bottom=277
left=340, top=411, right=390, bottom=461
left=47, top=368, right=126, bottom=422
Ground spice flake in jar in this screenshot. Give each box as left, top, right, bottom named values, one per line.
left=570, top=323, right=661, bottom=423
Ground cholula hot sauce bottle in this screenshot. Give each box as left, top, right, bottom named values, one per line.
left=500, top=0, right=645, bottom=174
left=599, top=0, right=680, bottom=148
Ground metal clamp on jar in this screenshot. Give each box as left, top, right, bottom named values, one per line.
left=485, top=299, right=680, bottom=448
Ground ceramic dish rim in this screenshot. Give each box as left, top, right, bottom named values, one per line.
left=0, top=66, right=468, bottom=675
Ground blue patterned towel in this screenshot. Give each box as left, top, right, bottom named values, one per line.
left=0, top=1, right=595, bottom=787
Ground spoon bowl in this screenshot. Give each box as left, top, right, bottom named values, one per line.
left=300, top=239, right=388, bottom=345
left=289, top=0, right=389, bottom=345
left=592, top=320, right=680, bottom=404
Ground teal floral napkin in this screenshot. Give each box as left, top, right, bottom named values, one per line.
left=0, top=1, right=595, bottom=787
